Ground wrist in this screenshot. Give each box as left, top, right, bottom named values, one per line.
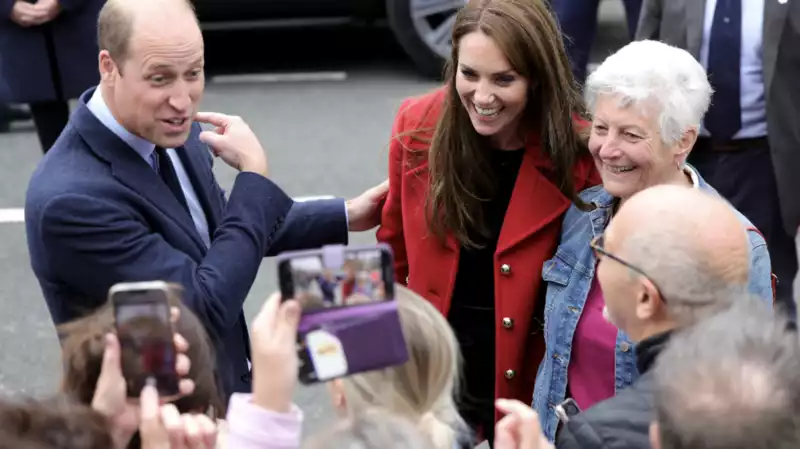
left=252, top=382, right=292, bottom=413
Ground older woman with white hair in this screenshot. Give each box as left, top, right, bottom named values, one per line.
left=531, top=39, right=775, bottom=441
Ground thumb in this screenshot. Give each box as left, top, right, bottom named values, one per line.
left=100, top=333, right=123, bottom=380
left=139, top=381, right=166, bottom=441
left=198, top=130, right=226, bottom=151
left=493, top=415, right=518, bottom=449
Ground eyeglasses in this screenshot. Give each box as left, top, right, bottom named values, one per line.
left=590, top=233, right=666, bottom=303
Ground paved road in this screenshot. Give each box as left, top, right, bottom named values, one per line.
left=0, top=1, right=630, bottom=442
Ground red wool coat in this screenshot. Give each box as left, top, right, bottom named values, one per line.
left=377, top=87, right=600, bottom=421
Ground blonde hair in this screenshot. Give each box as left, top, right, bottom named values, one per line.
left=340, top=285, right=466, bottom=449
left=305, top=409, right=437, bottom=449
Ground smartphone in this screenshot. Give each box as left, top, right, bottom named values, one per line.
left=110, top=281, right=180, bottom=398
left=276, top=244, right=408, bottom=384
left=555, top=398, right=581, bottom=423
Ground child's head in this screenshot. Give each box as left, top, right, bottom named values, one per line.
left=326, top=285, right=465, bottom=448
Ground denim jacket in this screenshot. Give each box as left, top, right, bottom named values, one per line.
left=531, top=167, right=774, bottom=441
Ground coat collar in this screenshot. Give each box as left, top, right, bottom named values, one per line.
left=72, top=87, right=210, bottom=253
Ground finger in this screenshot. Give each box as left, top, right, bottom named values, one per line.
left=496, top=399, right=542, bottom=446
left=182, top=414, right=203, bottom=449
left=161, top=404, right=185, bottom=448
left=178, top=378, right=196, bottom=397
left=193, top=112, right=230, bottom=127
left=252, top=292, right=282, bottom=332
left=198, top=131, right=226, bottom=149
left=100, top=333, right=123, bottom=379
left=171, top=306, right=181, bottom=324
left=196, top=415, right=218, bottom=448
left=275, top=300, right=301, bottom=344
left=371, top=179, right=390, bottom=197
left=493, top=414, right=519, bottom=449
left=173, top=333, right=189, bottom=354
left=175, top=353, right=192, bottom=377
left=138, top=382, right=163, bottom=432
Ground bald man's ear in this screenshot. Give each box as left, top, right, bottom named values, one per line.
left=650, top=421, right=662, bottom=449
left=635, top=278, right=661, bottom=320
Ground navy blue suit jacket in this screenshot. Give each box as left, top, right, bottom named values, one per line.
left=25, top=88, right=348, bottom=398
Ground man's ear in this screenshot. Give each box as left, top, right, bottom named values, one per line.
left=650, top=421, right=662, bottom=449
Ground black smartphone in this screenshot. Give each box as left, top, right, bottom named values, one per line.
left=110, top=281, right=180, bottom=398
left=555, top=398, right=581, bottom=423
left=276, top=244, right=408, bottom=384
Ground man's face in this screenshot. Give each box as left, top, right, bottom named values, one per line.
left=595, top=219, right=644, bottom=335
left=102, top=18, right=205, bottom=148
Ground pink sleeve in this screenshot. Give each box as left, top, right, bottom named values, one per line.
left=225, top=393, right=303, bottom=449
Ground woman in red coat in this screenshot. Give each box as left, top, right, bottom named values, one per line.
left=376, top=0, right=599, bottom=446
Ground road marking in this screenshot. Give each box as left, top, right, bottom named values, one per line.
left=0, top=196, right=335, bottom=224
left=0, top=208, right=23, bottom=224
left=210, top=71, right=348, bottom=84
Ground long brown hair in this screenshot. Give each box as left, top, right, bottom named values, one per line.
left=426, top=0, right=590, bottom=248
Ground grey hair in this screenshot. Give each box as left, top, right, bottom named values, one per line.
left=304, top=409, right=438, bottom=449
left=622, top=223, right=749, bottom=327
left=585, top=40, right=713, bottom=147
left=653, top=297, right=800, bottom=449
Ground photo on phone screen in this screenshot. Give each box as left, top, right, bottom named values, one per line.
left=283, top=248, right=393, bottom=311
left=276, top=245, right=407, bottom=385
left=113, top=286, right=179, bottom=398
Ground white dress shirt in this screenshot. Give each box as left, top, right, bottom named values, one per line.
left=87, top=89, right=212, bottom=248
left=699, top=0, right=768, bottom=139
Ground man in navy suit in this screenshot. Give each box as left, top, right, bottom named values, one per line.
left=24, top=0, right=387, bottom=399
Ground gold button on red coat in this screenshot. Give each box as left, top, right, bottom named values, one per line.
left=500, top=264, right=512, bottom=275
left=505, top=369, right=516, bottom=379
left=502, top=317, right=514, bottom=329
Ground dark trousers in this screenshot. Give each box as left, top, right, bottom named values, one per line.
left=689, top=138, right=798, bottom=319
left=551, top=0, right=644, bottom=84
left=30, top=100, right=69, bottom=153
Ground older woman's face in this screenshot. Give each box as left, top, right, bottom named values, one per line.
left=455, top=31, right=529, bottom=149
left=588, top=95, right=680, bottom=200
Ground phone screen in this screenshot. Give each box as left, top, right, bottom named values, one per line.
left=277, top=245, right=407, bottom=384
left=113, top=289, right=179, bottom=397
left=279, top=248, right=394, bottom=312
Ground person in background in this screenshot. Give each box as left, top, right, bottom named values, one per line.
left=637, top=0, right=799, bottom=319
left=0, top=103, right=30, bottom=133
left=550, top=0, right=643, bottom=84
left=532, top=39, right=774, bottom=441
left=651, top=297, right=800, bottom=449
left=377, top=0, right=599, bottom=444
left=555, top=185, right=761, bottom=449
left=0, top=0, right=105, bottom=152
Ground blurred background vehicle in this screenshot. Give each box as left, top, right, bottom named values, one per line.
left=192, top=0, right=465, bottom=79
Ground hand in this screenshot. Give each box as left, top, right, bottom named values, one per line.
left=139, top=382, right=217, bottom=449
left=494, top=399, right=553, bottom=449
left=346, top=179, right=389, bottom=232
left=194, top=112, right=268, bottom=177
left=32, top=0, right=61, bottom=24
left=250, top=293, right=301, bottom=413
left=91, top=307, right=195, bottom=449
left=10, top=1, right=46, bottom=27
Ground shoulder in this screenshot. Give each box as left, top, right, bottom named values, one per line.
left=562, top=185, right=607, bottom=224
left=393, top=86, right=446, bottom=132
left=696, top=173, right=765, bottom=250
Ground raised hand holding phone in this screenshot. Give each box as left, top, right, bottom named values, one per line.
left=251, top=293, right=302, bottom=414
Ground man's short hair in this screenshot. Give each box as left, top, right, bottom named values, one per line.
left=654, top=296, right=800, bottom=449
left=97, top=0, right=197, bottom=63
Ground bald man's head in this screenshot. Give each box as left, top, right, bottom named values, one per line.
left=600, top=185, right=750, bottom=331
left=98, top=0, right=197, bottom=64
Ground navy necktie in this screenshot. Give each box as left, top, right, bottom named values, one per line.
left=154, top=147, right=190, bottom=213
left=705, top=0, right=742, bottom=141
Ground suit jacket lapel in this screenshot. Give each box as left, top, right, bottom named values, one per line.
left=71, top=92, right=207, bottom=253
left=686, top=0, right=707, bottom=58
left=763, top=0, right=791, bottom=94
